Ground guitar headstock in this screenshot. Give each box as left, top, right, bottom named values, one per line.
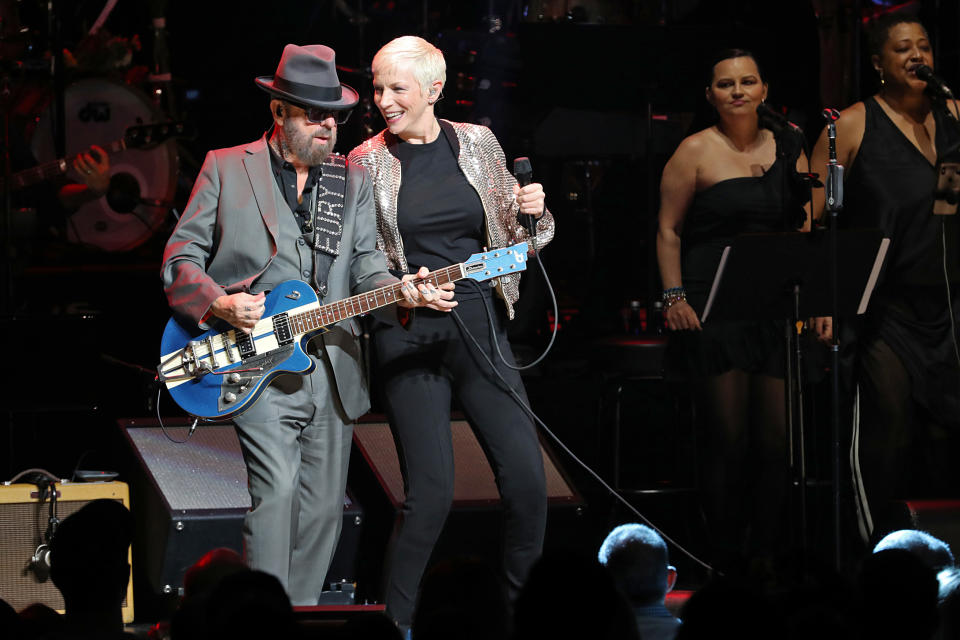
left=463, top=242, right=529, bottom=283
left=123, top=121, right=197, bottom=149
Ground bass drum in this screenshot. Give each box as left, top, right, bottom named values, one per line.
left=30, top=77, right=178, bottom=252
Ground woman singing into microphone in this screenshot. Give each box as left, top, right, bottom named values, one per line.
left=811, top=13, right=960, bottom=545
left=348, top=35, right=554, bottom=633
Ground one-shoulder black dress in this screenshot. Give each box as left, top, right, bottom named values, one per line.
left=668, top=158, right=791, bottom=379
left=842, top=96, right=960, bottom=422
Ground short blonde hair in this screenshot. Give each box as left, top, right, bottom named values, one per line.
left=372, top=35, right=446, bottom=95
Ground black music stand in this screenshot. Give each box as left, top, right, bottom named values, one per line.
left=700, top=229, right=888, bottom=570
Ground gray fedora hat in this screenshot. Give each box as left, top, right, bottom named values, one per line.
left=255, top=44, right=359, bottom=110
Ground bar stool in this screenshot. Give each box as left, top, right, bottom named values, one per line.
left=592, top=335, right=698, bottom=495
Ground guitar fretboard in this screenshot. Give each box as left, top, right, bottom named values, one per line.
left=286, top=263, right=464, bottom=334
left=5, top=122, right=193, bottom=192
left=4, top=139, right=126, bottom=191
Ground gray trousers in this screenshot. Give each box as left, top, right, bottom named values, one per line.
left=232, top=351, right=353, bottom=605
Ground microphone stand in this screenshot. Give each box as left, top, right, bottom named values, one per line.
left=768, top=124, right=805, bottom=565
left=762, top=105, right=818, bottom=569
left=822, top=108, right=844, bottom=572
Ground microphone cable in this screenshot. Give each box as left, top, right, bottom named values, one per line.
left=487, top=242, right=558, bottom=371
left=450, top=278, right=717, bottom=574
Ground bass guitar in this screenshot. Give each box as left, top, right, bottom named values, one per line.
left=2, top=121, right=195, bottom=192
left=158, top=242, right=528, bottom=421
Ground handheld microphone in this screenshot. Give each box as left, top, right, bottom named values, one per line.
left=513, top=157, right=537, bottom=237
left=913, top=64, right=954, bottom=99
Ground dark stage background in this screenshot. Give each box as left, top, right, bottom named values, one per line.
left=3, top=0, right=959, bottom=613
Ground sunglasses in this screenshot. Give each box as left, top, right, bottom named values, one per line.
left=289, top=102, right=352, bottom=125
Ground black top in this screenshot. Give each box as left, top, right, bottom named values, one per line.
left=843, top=97, right=957, bottom=288
left=668, top=158, right=792, bottom=378
left=682, top=158, right=790, bottom=313
left=395, top=129, right=486, bottom=297
left=268, top=132, right=322, bottom=232
left=842, top=96, right=960, bottom=420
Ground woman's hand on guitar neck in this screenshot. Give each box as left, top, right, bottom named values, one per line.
left=211, top=292, right=266, bottom=333
left=398, top=266, right=457, bottom=312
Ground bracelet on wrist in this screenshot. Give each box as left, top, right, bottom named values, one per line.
left=662, top=286, right=687, bottom=310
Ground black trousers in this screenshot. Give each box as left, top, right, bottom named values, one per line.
left=852, top=338, right=921, bottom=542
left=373, top=294, right=547, bottom=627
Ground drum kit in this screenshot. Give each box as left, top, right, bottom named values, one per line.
left=1, top=0, right=185, bottom=254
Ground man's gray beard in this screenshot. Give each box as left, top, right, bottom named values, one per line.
left=280, top=119, right=336, bottom=166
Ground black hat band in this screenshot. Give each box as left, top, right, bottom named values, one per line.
left=272, top=76, right=343, bottom=102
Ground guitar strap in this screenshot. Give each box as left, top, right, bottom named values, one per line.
left=309, top=154, right=346, bottom=300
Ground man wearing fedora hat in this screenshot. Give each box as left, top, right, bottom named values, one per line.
left=161, top=43, right=454, bottom=604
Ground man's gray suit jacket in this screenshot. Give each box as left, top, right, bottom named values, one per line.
left=161, top=134, right=396, bottom=419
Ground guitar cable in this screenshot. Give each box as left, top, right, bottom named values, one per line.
left=155, top=384, right=200, bottom=444
left=451, top=245, right=717, bottom=574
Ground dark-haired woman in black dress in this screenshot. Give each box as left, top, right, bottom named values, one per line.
left=657, top=50, right=812, bottom=572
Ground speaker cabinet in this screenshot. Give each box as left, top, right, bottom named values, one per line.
left=119, top=419, right=362, bottom=595
left=0, top=481, right=134, bottom=622
left=351, top=416, right=582, bottom=508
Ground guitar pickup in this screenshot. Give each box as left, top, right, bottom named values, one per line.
left=235, top=330, right=256, bottom=359
left=272, top=313, right=294, bottom=346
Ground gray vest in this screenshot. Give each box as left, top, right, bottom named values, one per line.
left=252, top=182, right=314, bottom=294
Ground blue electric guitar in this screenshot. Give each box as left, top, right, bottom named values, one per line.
left=158, top=242, right=528, bottom=421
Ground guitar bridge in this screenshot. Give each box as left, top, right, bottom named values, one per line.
left=173, top=340, right=210, bottom=379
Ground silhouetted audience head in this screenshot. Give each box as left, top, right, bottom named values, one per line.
left=940, top=566, right=960, bottom=603
left=935, top=567, right=960, bottom=640
left=18, top=602, right=66, bottom=638
left=598, top=523, right=677, bottom=607
left=874, top=529, right=955, bottom=573
left=512, top=550, right=640, bottom=640
left=412, top=556, right=509, bottom=640
left=1, top=598, right=24, bottom=639
left=203, top=569, right=297, bottom=640
left=182, top=547, right=247, bottom=600
left=767, top=564, right=858, bottom=640
left=171, top=548, right=248, bottom=640
left=48, top=498, right=133, bottom=633
left=857, top=548, right=939, bottom=640
left=675, top=577, right=779, bottom=640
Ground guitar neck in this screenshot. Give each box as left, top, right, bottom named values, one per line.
left=288, top=263, right=465, bottom=334
left=3, top=139, right=126, bottom=191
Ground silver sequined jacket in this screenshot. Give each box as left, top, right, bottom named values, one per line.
left=347, top=120, right=555, bottom=319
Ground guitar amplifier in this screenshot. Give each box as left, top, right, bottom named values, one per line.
left=0, top=481, right=134, bottom=622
